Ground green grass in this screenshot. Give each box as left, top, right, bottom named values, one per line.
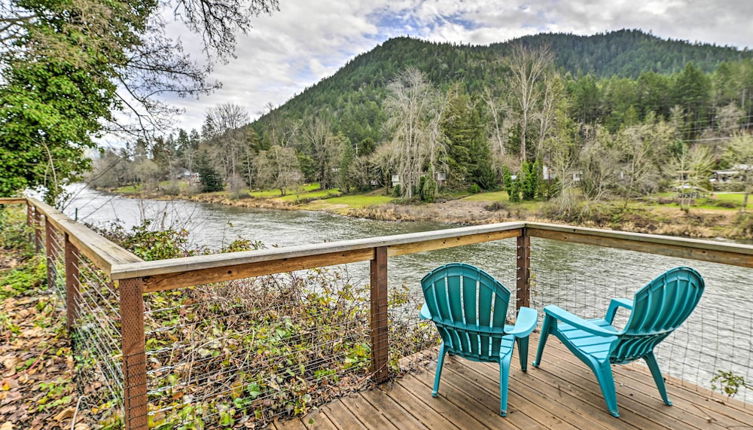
left=278, top=188, right=342, bottom=202
left=249, top=183, right=323, bottom=199
left=462, top=190, right=508, bottom=202
left=649, top=192, right=751, bottom=210
left=304, top=194, right=395, bottom=210
left=114, top=184, right=141, bottom=194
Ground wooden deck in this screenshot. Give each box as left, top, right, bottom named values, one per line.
left=273, top=333, right=753, bottom=430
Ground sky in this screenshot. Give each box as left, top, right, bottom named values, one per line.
left=159, top=0, right=753, bottom=134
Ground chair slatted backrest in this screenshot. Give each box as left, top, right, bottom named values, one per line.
left=610, top=267, right=705, bottom=364
left=422, top=263, right=511, bottom=361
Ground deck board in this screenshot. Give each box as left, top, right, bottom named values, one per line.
left=280, top=333, right=753, bottom=429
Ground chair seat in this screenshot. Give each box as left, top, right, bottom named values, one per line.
left=557, top=319, right=617, bottom=362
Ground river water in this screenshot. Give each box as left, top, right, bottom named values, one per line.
left=63, top=185, right=751, bottom=311
left=63, top=185, right=753, bottom=399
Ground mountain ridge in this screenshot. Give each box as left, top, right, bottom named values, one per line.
left=250, top=29, right=752, bottom=147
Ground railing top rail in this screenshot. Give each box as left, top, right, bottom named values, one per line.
left=24, top=197, right=143, bottom=273
left=526, top=222, right=753, bottom=255
left=0, top=198, right=27, bottom=204
left=109, top=222, right=527, bottom=281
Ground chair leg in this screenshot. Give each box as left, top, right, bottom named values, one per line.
left=516, top=336, right=529, bottom=372
left=499, top=352, right=512, bottom=416
left=432, top=343, right=447, bottom=397
left=533, top=314, right=553, bottom=368
left=644, top=352, right=672, bottom=406
left=593, top=361, right=620, bottom=417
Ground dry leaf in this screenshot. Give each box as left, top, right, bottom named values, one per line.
left=53, top=407, right=75, bottom=422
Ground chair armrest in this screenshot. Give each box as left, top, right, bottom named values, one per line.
left=544, top=305, right=617, bottom=337
left=419, top=303, right=432, bottom=321
left=605, top=298, right=633, bottom=324
left=506, top=306, right=538, bottom=337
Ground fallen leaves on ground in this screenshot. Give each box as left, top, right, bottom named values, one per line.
left=0, top=256, right=91, bottom=430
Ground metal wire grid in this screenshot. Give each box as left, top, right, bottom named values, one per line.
left=44, top=225, right=66, bottom=303
left=530, top=238, right=753, bottom=405
left=69, top=251, right=125, bottom=423
left=141, top=267, right=378, bottom=428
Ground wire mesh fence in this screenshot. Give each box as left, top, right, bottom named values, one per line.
left=530, top=237, right=753, bottom=405
left=35, top=213, right=126, bottom=426
left=70, top=251, right=125, bottom=424
left=141, top=267, right=375, bottom=428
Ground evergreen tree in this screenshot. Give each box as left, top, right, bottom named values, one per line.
left=502, top=167, right=521, bottom=202
left=674, top=63, right=711, bottom=138
left=520, top=160, right=542, bottom=201
left=197, top=151, right=224, bottom=192
left=338, top=137, right=355, bottom=193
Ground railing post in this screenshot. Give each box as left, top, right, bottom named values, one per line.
left=33, top=207, right=42, bottom=252
left=64, top=233, right=81, bottom=330
left=45, top=215, right=55, bottom=287
left=370, top=246, right=389, bottom=383
left=120, top=278, right=148, bottom=430
left=26, top=202, right=33, bottom=244
left=516, top=228, right=531, bottom=310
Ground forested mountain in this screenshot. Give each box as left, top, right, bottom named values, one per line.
left=95, top=28, right=753, bottom=210
left=250, top=29, right=751, bottom=146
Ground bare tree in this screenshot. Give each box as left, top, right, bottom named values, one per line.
left=254, top=145, right=303, bottom=195
left=535, top=73, right=564, bottom=156
left=673, top=145, right=714, bottom=210
left=204, top=103, right=250, bottom=136
left=505, top=43, right=554, bottom=163
left=202, top=103, right=250, bottom=180
left=300, top=116, right=340, bottom=189
left=384, top=68, right=446, bottom=199
left=482, top=87, right=511, bottom=164
left=724, top=133, right=753, bottom=212
left=615, top=121, right=674, bottom=207
left=578, top=125, right=620, bottom=202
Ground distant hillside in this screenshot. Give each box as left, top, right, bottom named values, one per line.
left=250, top=29, right=752, bottom=146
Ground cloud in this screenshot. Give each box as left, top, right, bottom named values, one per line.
left=150, top=0, right=753, bottom=136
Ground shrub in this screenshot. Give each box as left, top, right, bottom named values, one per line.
left=94, top=220, right=192, bottom=261
left=484, top=201, right=508, bottom=212
left=0, top=206, right=33, bottom=255
left=732, top=213, right=753, bottom=238
left=0, top=255, right=46, bottom=299
left=468, top=184, right=481, bottom=194
left=539, top=178, right=561, bottom=201
left=161, top=181, right=181, bottom=196
left=419, top=176, right=437, bottom=202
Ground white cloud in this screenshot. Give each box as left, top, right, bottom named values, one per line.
left=148, top=0, right=753, bottom=137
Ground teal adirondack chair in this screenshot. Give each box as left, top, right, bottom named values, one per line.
left=419, top=263, right=537, bottom=416
left=533, top=266, right=705, bottom=417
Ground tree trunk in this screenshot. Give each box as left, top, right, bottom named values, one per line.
left=743, top=192, right=749, bottom=213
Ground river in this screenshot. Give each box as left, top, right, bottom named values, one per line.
left=63, top=185, right=753, bottom=399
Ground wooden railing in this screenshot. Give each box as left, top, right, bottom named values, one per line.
left=3, top=196, right=753, bottom=429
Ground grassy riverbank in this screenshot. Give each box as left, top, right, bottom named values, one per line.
left=107, top=182, right=753, bottom=240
